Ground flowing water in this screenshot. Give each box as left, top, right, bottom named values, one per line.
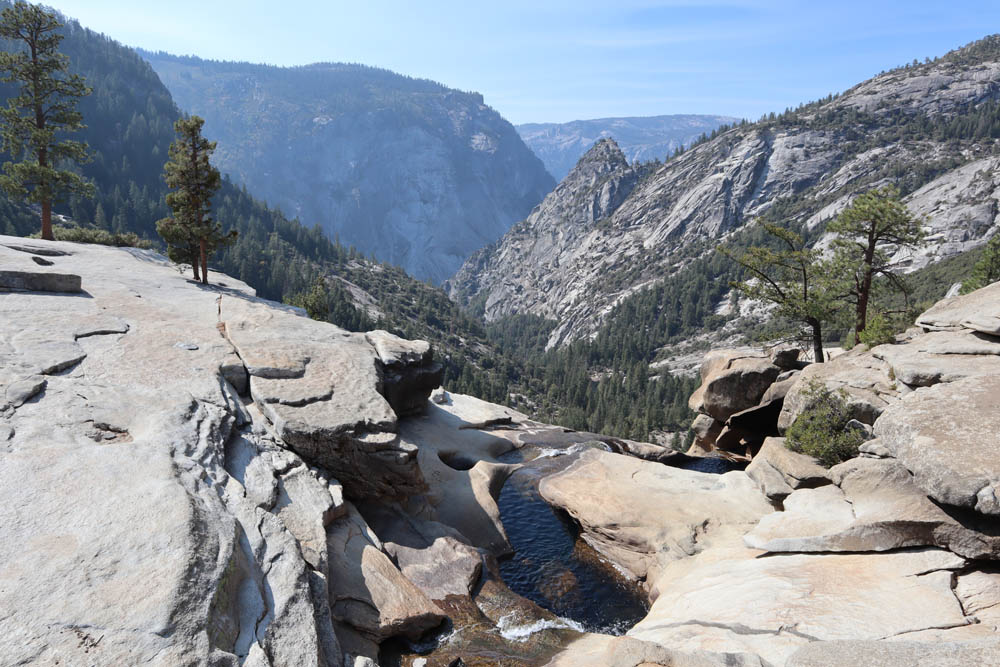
left=382, top=443, right=744, bottom=665
left=495, top=444, right=649, bottom=636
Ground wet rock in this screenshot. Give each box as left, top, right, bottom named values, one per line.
left=874, top=374, right=1000, bottom=515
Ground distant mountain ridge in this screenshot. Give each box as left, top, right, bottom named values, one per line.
left=452, top=35, right=1000, bottom=350
left=142, top=52, right=555, bottom=283
left=516, top=114, right=739, bottom=180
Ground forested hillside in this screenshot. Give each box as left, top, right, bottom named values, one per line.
left=141, top=52, right=555, bottom=283
left=0, top=3, right=532, bottom=411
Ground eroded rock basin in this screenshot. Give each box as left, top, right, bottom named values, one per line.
left=383, top=441, right=744, bottom=666
left=497, top=445, right=650, bottom=636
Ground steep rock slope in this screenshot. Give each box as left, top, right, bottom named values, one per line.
left=451, top=36, right=1000, bottom=348
left=517, top=114, right=738, bottom=180
left=142, top=53, right=555, bottom=283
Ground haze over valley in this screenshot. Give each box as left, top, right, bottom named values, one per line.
left=3, top=2, right=1000, bottom=666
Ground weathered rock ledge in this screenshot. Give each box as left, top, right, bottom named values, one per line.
left=4, top=236, right=999, bottom=667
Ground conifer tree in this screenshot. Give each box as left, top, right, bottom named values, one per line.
left=721, top=223, right=838, bottom=362
left=157, top=116, right=234, bottom=284
left=0, top=1, right=93, bottom=241
left=827, top=186, right=924, bottom=344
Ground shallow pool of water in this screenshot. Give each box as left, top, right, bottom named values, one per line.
left=495, top=446, right=649, bottom=636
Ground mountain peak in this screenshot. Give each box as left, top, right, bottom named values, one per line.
left=565, top=137, right=631, bottom=183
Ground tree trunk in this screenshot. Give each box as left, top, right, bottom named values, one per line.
left=199, top=238, right=208, bottom=285
left=854, top=267, right=873, bottom=346
left=811, top=319, right=825, bottom=363
left=41, top=199, right=53, bottom=241
left=192, top=254, right=200, bottom=282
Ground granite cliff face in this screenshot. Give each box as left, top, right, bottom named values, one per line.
left=5, top=237, right=999, bottom=667
left=142, top=54, right=555, bottom=284
left=517, top=114, right=738, bottom=181
left=451, top=37, right=1000, bottom=348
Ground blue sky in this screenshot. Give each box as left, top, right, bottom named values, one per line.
left=45, top=1, right=1000, bottom=125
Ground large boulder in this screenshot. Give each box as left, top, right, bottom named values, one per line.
left=538, top=449, right=773, bottom=587
left=874, top=374, right=1000, bottom=515
left=688, top=350, right=782, bottom=422
left=325, top=505, right=446, bottom=641
left=224, top=298, right=430, bottom=500
left=916, top=279, right=1000, bottom=335
left=365, top=330, right=443, bottom=417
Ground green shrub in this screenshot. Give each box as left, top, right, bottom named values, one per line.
left=785, top=381, right=865, bottom=467
left=37, top=225, right=153, bottom=249
left=858, top=312, right=896, bottom=349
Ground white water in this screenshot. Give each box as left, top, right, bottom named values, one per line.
left=496, top=614, right=585, bottom=642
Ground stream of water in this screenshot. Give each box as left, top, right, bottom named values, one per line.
left=495, top=445, right=649, bottom=636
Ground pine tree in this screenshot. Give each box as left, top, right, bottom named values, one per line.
left=720, top=223, right=839, bottom=362
left=0, top=1, right=93, bottom=240
left=157, top=116, right=234, bottom=284
left=827, top=186, right=924, bottom=344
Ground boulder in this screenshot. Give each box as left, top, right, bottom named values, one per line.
left=538, top=449, right=773, bottom=587
left=874, top=374, right=1000, bottom=515
left=744, top=437, right=829, bottom=502
left=365, top=330, right=443, bottom=417
left=785, top=639, right=1000, bottom=666
left=778, top=346, right=898, bottom=431
left=916, top=279, right=1000, bottom=335
left=745, top=458, right=1000, bottom=559
left=769, top=345, right=802, bottom=370
left=224, top=298, right=427, bottom=500
left=357, top=503, right=483, bottom=602
left=326, top=504, right=446, bottom=641
left=688, top=350, right=782, bottom=422
left=689, top=413, right=723, bottom=454
left=0, top=268, right=82, bottom=293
